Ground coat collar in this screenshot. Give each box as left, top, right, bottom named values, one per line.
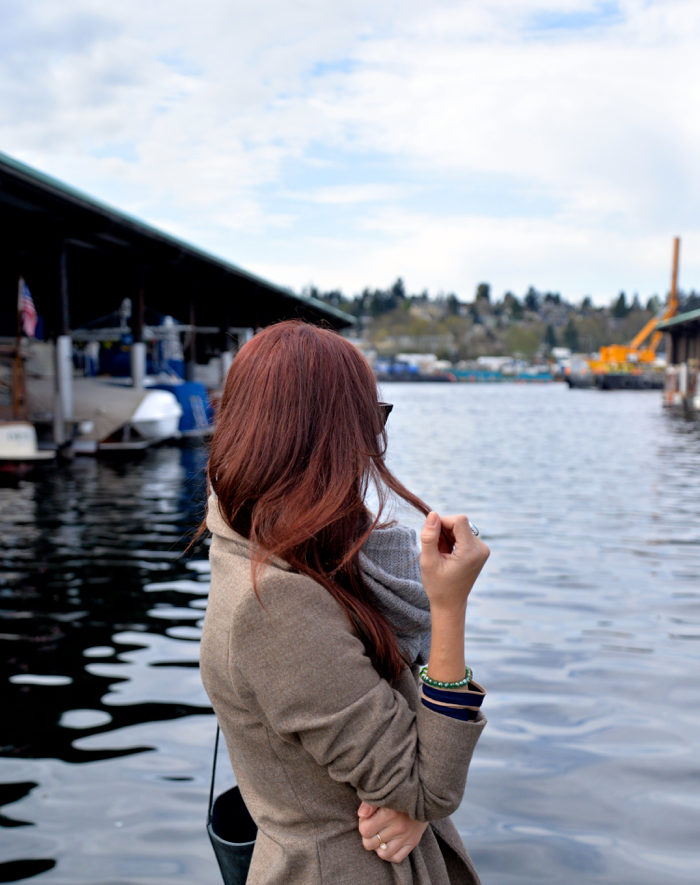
left=206, top=493, right=294, bottom=571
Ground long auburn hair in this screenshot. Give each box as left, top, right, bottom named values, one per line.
left=206, top=320, right=429, bottom=681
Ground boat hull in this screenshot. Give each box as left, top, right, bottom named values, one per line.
left=0, top=421, right=55, bottom=474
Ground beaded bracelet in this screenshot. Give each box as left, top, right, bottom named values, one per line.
left=419, top=665, right=473, bottom=689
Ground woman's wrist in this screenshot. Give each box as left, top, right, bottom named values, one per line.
left=428, top=605, right=467, bottom=678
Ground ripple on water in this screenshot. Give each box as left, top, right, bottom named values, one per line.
left=9, top=674, right=73, bottom=686
left=59, top=709, right=113, bottom=729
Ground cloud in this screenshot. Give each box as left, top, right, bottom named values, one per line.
left=1, top=0, right=699, bottom=302
left=247, top=210, right=682, bottom=302
left=286, top=184, right=410, bottom=205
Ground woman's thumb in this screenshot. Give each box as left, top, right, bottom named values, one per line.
left=420, top=511, right=441, bottom=559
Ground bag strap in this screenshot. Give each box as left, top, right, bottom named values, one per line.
left=207, top=724, right=221, bottom=823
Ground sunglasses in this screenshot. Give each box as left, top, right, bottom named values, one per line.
left=379, top=402, right=393, bottom=426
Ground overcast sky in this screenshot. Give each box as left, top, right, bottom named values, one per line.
left=1, top=0, right=698, bottom=305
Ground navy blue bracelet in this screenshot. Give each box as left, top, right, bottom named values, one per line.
left=421, top=682, right=485, bottom=707
left=421, top=697, right=479, bottom=721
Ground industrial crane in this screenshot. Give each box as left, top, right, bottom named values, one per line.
left=588, top=237, right=680, bottom=375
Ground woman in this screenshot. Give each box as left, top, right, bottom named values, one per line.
left=200, top=321, right=489, bottom=884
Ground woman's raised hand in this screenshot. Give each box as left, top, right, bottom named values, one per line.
left=420, top=511, right=489, bottom=612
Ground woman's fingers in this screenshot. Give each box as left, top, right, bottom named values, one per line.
left=420, top=511, right=490, bottom=609
left=360, top=831, right=410, bottom=860
left=357, top=806, right=397, bottom=839
left=360, top=828, right=398, bottom=852
left=358, top=807, right=428, bottom=863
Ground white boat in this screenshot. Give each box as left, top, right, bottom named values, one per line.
left=0, top=420, right=55, bottom=470
left=18, top=340, right=182, bottom=453
left=72, top=381, right=183, bottom=453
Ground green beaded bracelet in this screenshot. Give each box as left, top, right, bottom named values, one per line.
left=419, top=665, right=473, bottom=689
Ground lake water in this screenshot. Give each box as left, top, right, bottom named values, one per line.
left=1, top=383, right=699, bottom=884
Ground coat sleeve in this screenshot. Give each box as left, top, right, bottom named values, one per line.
left=230, top=569, right=485, bottom=821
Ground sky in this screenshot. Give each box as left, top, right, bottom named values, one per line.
left=1, top=0, right=699, bottom=306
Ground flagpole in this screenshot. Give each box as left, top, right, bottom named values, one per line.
left=13, top=278, right=24, bottom=418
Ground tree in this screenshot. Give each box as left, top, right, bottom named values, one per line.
left=563, top=318, right=580, bottom=351
left=390, top=278, right=406, bottom=301
left=504, top=292, right=523, bottom=320
left=544, top=324, right=557, bottom=350
left=446, top=293, right=461, bottom=316
left=612, top=291, right=629, bottom=318
left=524, top=286, right=540, bottom=312
left=503, top=325, right=541, bottom=359
left=580, top=295, right=593, bottom=312
left=684, top=290, right=700, bottom=311
left=475, top=282, right=490, bottom=303
left=646, top=295, right=661, bottom=313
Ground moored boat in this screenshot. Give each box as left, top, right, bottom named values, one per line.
left=0, top=420, right=55, bottom=475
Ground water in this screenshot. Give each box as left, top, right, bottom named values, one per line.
left=2, top=384, right=700, bottom=884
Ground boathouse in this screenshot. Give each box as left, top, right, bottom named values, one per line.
left=658, top=307, right=700, bottom=415
left=0, top=152, right=353, bottom=444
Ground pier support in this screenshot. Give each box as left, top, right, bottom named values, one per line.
left=52, top=245, right=73, bottom=447
left=220, top=349, right=233, bottom=385
left=56, top=334, right=74, bottom=422
left=131, top=341, right=146, bottom=389
left=132, top=274, right=146, bottom=389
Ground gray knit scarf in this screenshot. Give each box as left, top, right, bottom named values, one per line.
left=359, top=523, right=431, bottom=666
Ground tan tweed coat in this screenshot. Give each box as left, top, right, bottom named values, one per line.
left=200, top=498, right=486, bottom=884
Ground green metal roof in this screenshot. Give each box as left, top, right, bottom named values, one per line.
left=0, top=150, right=354, bottom=329
left=657, top=307, right=700, bottom=330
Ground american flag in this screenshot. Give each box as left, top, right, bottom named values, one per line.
left=18, top=277, right=37, bottom=338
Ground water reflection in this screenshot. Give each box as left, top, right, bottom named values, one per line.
left=1, top=446, right=221, bottom=883
left=2, top=448, right=210, bottom=770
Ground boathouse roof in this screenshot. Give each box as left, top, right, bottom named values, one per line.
left=0, top=151, right=353, bottom=336
left=657, top=307, right=700, bottom=331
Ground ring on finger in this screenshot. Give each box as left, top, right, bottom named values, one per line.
left=375, top=831, right=387, bottom=851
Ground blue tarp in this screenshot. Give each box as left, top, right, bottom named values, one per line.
left=151, top=381, right=213, bottom=433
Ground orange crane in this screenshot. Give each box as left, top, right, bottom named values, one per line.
left=588, top=237, right=680, bottom=373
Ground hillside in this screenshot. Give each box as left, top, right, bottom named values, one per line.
left=305, top=280, right=699, bottom=361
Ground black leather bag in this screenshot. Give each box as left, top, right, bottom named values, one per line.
left=207, top=726, right=257, bottom=884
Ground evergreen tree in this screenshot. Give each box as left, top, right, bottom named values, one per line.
left=524, top=286, right=540, bottom=312
left=446, top=293, right=461, bottom=316
left=504, top=292, right=524, bottom=320
left=544, top=324, right=557, bottom=350
left=475, top=282, right=491, bottom=302
left=390, top=278, right=406, bottom=301
left=563, top=318, right=580, bottom=351
left=612, top=291, right=629, bottom=318
left=684, top=290, right=700, bottom=311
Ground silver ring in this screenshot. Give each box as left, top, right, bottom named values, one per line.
left=469, top=520, right=479, bottom=536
